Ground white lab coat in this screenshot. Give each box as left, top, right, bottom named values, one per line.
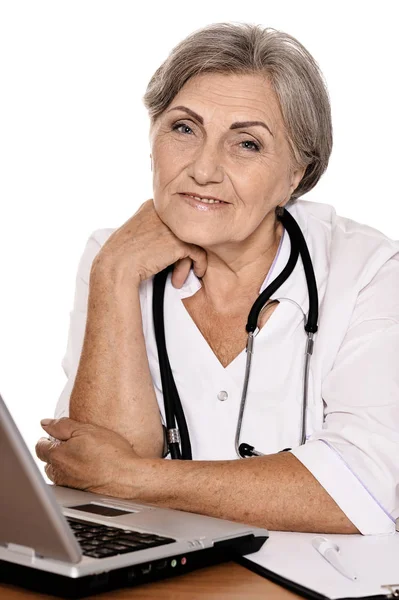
left=55, top=199, right=399, bottom=535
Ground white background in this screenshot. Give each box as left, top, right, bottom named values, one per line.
left=0, top=0, right=398, bottom=473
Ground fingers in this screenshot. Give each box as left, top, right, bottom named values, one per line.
left=171, top=257, right=192, bottom=288
left=173, top=246, right=207, bottom=286
left=37, top=438, right=69, bottom=487
left=40, top=417, right=82, bottom=441
left=35, top=437, right=60, bottom=463
left=189, top=245, right=207, bottom=279
left=44, top=462, right=68, bottom=487
left=44, top=462, right=57, bottom=484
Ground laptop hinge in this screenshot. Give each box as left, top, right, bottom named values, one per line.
left=6, top=542, right=36, bottom=558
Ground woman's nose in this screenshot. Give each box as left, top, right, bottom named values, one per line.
left=187, top=143, right=224, bottom=185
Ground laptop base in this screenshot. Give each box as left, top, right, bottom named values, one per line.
left=0, top=534, right=266, bottom=598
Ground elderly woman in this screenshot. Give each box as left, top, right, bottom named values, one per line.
left=36, top=22, right=399, bottom=535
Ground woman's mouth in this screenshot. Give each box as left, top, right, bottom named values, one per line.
left=179, top=193, right=229, bottom=210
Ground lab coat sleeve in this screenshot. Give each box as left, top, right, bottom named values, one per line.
left=290, top=253, right=399, bottom=535
left=54, top=231, right=109, bottom=418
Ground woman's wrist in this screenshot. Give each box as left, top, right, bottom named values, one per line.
left=118, top=455, right=166, bottom=501
left=90, top=250, right=142, bottom=291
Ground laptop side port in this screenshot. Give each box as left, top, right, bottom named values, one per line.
left=140, top=563, right=152, bottom=575
left=155, top=559, right=168, bottom=570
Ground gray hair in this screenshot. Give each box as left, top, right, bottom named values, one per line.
left=143, top=22, right=333, bottom=201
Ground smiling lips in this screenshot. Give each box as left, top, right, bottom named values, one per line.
left=180, top=192, right=227, bottom=204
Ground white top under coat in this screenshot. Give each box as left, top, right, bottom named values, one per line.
left=54, top=198, right=399, bottom=536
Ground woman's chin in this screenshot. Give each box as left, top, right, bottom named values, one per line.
left=163, top=218, right=223, bottom=248
left=172, top=229, right=219, bottom=248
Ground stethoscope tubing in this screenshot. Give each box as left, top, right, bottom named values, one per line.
left=153, top=265, right=192, bottom=459
left=153, top=206, right=319, bottom=460
left=235, top=207, right=318, bottom=457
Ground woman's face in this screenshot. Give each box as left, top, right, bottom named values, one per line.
left=149, top=72, right=305, bottom=248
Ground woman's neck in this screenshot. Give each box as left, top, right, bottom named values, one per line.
left=198, top=218, right=284, bottom=314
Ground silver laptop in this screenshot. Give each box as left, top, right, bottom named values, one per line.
left=0, top=394, right=268, bottom=598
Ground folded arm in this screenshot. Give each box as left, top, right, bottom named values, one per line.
left=137, top=450, right=359, bottom=533
left=62, top=233, right=165, bottom=458
left=37, top=416, right=358, bottom=533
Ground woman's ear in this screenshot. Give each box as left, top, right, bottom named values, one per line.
left=290, top=164, right=306, bottom=195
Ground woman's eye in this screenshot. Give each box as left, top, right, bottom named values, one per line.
left=171, top=123, right=260, bottom=153
left=240, top=140, right=260, bottom=152
left=172, top=122, right=193, bottom=135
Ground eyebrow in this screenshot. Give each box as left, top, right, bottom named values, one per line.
left=167, top=105, right=274, bottom=137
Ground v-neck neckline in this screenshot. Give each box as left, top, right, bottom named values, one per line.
left=166, top=215, right=304, bottom=372
left=177, top=293, right=283, bottom=372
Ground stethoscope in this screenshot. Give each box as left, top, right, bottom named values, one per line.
left=153, top=205, right=319, bottom=460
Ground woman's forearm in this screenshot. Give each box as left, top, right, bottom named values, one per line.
left=132, top=452, right=358, bottom=533
left=68, top=200, right=208, bottom=459
left=69, top=262, right=164, bottom=458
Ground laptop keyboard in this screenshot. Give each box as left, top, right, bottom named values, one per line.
left=67, top=517, right=176, bottom=559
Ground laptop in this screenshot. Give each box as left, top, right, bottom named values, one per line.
left=0, top=394, right=269, bottom=598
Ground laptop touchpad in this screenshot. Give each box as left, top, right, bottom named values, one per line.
left=70, top=503, right=135, bottom=517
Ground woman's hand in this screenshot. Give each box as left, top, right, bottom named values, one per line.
left=35, top=418, right=141, bottom=497
left=92, top=199, right=208, bottom=289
